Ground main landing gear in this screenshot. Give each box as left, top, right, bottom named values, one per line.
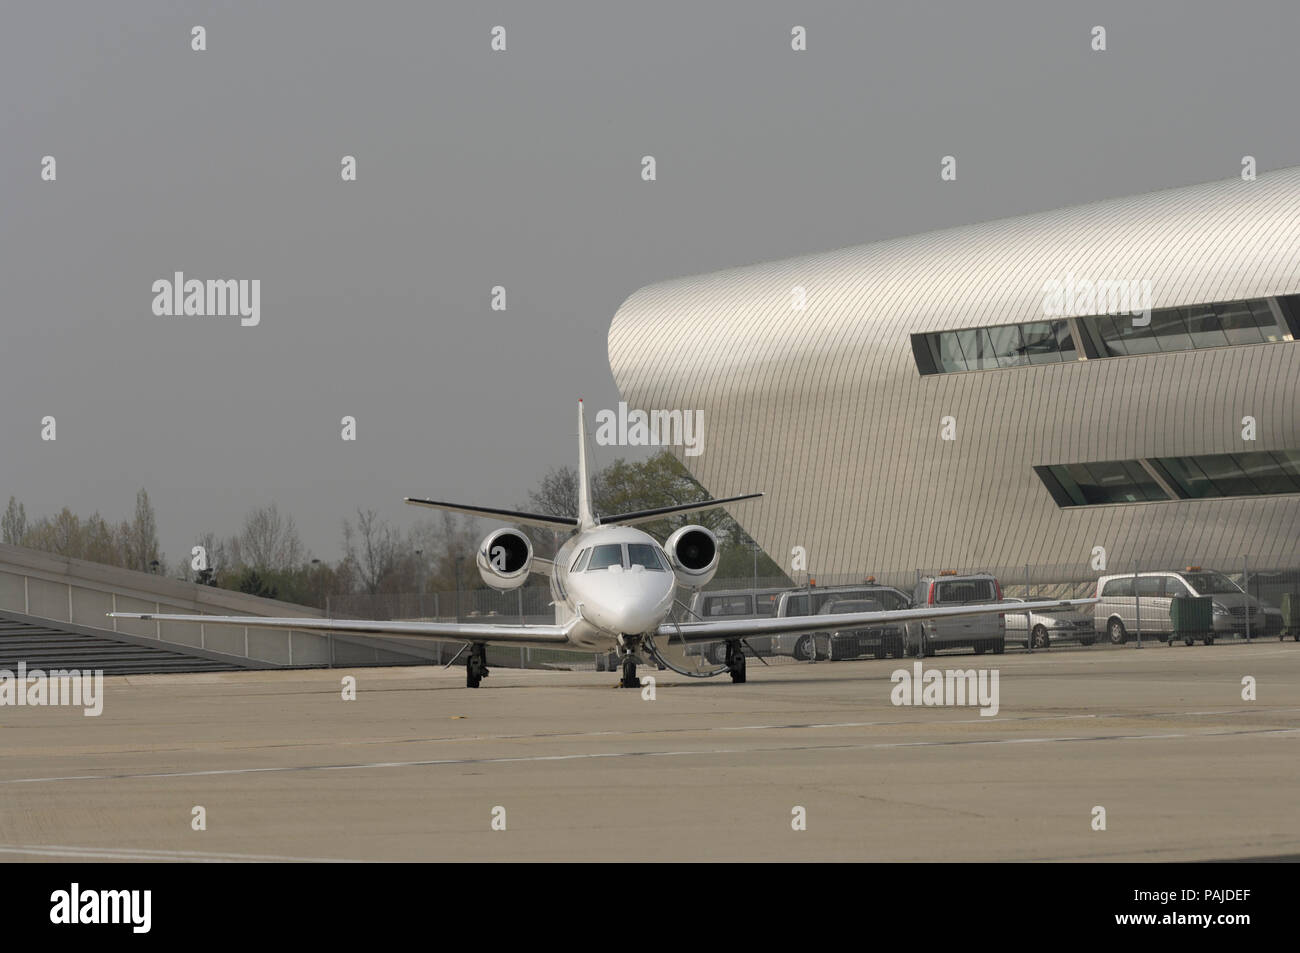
left=466, top=643, right=490, bottom=688
left=725, top=639, right=747, bottom=684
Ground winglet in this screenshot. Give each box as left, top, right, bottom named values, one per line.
left=577, top=399, right=595, bottom=529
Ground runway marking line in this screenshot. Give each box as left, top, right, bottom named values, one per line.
left=2, top=724, right=1296, bottom=785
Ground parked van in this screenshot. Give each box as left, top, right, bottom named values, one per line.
left=904, top=571, right=1006, bottom=656
left=767, top=583, right=911, bottom=660
left=682, top=587, right=785, bottom=663
left=1093, top=568, right=1267, bottom=645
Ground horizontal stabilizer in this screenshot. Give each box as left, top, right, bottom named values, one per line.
left=404, top=497, right=578, bottom=530
left=600, top=492, right=763, bottom=526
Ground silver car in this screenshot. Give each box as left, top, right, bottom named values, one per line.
left=1093, top=568, right=1267, bottom=645
left=1002, top=596, right=1096, bottom=648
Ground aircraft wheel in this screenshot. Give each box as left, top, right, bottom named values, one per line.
left=619, top=655, right=639, bottom=688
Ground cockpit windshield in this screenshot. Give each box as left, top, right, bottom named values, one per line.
left=586, top=544, right=624, bottom=571
left=627, top=543, right=666, bottom=571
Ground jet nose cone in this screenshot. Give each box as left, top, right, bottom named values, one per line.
left=589, top=567, right=674, bottom=634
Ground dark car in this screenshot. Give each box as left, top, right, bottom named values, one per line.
left=778, top=598, right=905, bottom=661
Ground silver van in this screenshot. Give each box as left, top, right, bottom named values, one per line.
left=1093, top=568, right=1266, bottom=645
left=904, top=572, right=1006, bottom=656
left=768, top=584, right=911, bottom=660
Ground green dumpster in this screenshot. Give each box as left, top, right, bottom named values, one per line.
left=1170, top=594, right=1213, bottom=646
left=1282, top=593, right=1300, bottom=642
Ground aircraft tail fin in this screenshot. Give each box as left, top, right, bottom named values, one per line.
left=577, top=399, right=595, bottom=529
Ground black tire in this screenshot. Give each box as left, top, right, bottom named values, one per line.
left=1079, top=637, right=1095, bottom=646
left=707, top=643, right=728, bottom=665
left=993, top=638, right=1005, bottom=655
left=873, top=645, right=886, bottom=660
left=974, top=642, right=986, bottom=655
left=793, top=635, right=814, bottom=661
left=1031, top=625, right=1050, bottom=650
left=1108, top=619, right=1127, bottom=645
left=920, top=631, right=934, bottom=657
left=1204, top=635, right=1215, bottom=646
left=1183, top=637, right=1194, bottom=646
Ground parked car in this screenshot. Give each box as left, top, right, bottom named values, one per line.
left=766, top=583, right=912, bottom=660
left=769, top=598, right=907, bottom=661
left=903, top=571, right=1006, bottom=656
left=1093, top=567, right=1269, bottom=645
left=1002, top=596, right=1096, bottom=648
left=679, top=587, right=785, bottom=664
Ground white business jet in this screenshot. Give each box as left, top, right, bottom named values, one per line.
left=110, top=402, right=1095, bottom=688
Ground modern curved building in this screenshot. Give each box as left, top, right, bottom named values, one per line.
left=609, top=167, right=1300, bottom=576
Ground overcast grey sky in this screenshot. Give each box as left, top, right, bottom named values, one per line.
left=3, top=0, right=1299, bottom=562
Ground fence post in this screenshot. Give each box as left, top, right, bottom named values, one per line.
left=1023, top=564, right=1031, bottom=653
left=1243, top=554, right=1251, bottom=642
left=1134, top=568, right=1143, bottom=649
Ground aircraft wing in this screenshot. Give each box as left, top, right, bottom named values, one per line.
left=106, top=612, right=576, bottom=645
left=659, top=598, right=1099, bottom=643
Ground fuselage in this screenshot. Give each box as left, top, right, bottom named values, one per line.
left=550, top=524, right=677, bottom=649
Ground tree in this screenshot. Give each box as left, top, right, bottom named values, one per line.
left=238, top=502, right=302, bottom=571
left=2, top=497, right=26, bottom=544
left=126, top=489, right=161, bottom=572
left=342, top=508, right=400, bottom=595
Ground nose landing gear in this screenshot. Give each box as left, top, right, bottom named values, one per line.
left=617, top=636, right=642, bottom=688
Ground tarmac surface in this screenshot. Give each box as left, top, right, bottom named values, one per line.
left=1, top=641, right=1297, bottom=862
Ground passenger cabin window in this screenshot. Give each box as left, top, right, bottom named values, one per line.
left=586, top=544, right=624, bottom=571
left=627, top=543, right=666, bottom=571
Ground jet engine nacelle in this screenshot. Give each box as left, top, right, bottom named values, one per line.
left=476, top=528, right=533, bottom=591
left=664, top=525, right=719, bottom=589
